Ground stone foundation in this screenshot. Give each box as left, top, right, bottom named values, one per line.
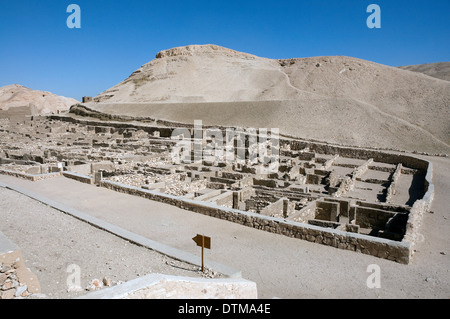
left=99, top=179, right=413, bottom=264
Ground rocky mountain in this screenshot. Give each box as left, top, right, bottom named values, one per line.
left=86, top=45, right=450, bottom=154
left=0, top=84, right=79, bottom=115
left=398, top=62, right=450, bottom=82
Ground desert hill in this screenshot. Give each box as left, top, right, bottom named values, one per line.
left=398, top=62, right=450, bottom=82
left=0, top=84, right=79, bottom=115
left=86, top=45, right=450, bottom=155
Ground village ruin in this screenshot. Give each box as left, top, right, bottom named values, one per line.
left=0, top=104, right=434, bottom=270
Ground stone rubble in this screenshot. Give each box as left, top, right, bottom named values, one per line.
left=0, top=261, right=35, bottom=299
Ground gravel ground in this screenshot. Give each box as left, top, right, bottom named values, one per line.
left=0, top=187, right=218, bottom=299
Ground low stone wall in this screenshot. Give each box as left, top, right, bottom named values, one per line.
left=62, top=171, right=94, bottom=185
left=206, top=191, right=233, bottom=208
left=386, top=164, right=402, bottom=203
left=0, top=168, right=61, bottom=182
left=66, top=163, right=92, bottom=176
left=332, top=175, right=354, bottom=198
left=353, top=159, right=373, bottom=180
left=98, top=180, right=412, bottom=263
left=332, top=159, right=375, bottom=198
left=57, top=107, right=441, bottom=169
left=289, top=140, right=431, bottom=173
left=354, top=206, right=396, bottom=229
left=259, top=197, right=294, bottom=218
left=316, top=200, right=339, bottom=222
left=403, top=161, right=434, bottom=259
left=289, top=200, right=316, bottom=223
left=323, top=198, right=351, bottom=217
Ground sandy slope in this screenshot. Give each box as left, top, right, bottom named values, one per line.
left=89, top=45, right=450, bottom=155
left=0, top=84, right=79, bottom=115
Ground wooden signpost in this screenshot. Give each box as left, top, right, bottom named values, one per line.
left=192, top=234, right=211, bottom=272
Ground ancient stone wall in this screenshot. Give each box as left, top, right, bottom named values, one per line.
left=354, top=206, right=396, bottom=229
left=0, top=168, right=60, bottom=182
left=99, top=180, right=412, bottom=263
left=386, top=164, right=402, bottom=203
left=290, top=200, right=317, bottom=223
left=403, top=161, right=434, bottom=259
left=62, top=171, right=94, bottom=184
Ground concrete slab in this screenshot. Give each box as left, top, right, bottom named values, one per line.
left=77, top=273, right=257, bottom=299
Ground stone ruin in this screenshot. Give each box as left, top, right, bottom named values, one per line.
left=0, top=111, right=434, bottom=265
left=0, top=231, right=41, bottom=299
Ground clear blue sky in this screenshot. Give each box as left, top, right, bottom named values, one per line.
left=0, top=0, right=449, bottom=101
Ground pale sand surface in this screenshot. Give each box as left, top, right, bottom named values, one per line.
left=0, top=154, right=448, bottom=299
left=0, top=186, right=211, bottom=299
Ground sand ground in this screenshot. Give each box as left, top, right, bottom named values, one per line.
left=0, top=153, right=448, bottom=299
left=0, top=187, right=216, bottom=299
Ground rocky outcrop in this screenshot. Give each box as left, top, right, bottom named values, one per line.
left=0, top=84, right=78, bottom=115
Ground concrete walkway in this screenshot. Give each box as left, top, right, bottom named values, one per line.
left=0, top=156, right=449, bottom=298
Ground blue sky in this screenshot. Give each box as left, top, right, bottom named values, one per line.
left=0, top=0, right=449, bottom=100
